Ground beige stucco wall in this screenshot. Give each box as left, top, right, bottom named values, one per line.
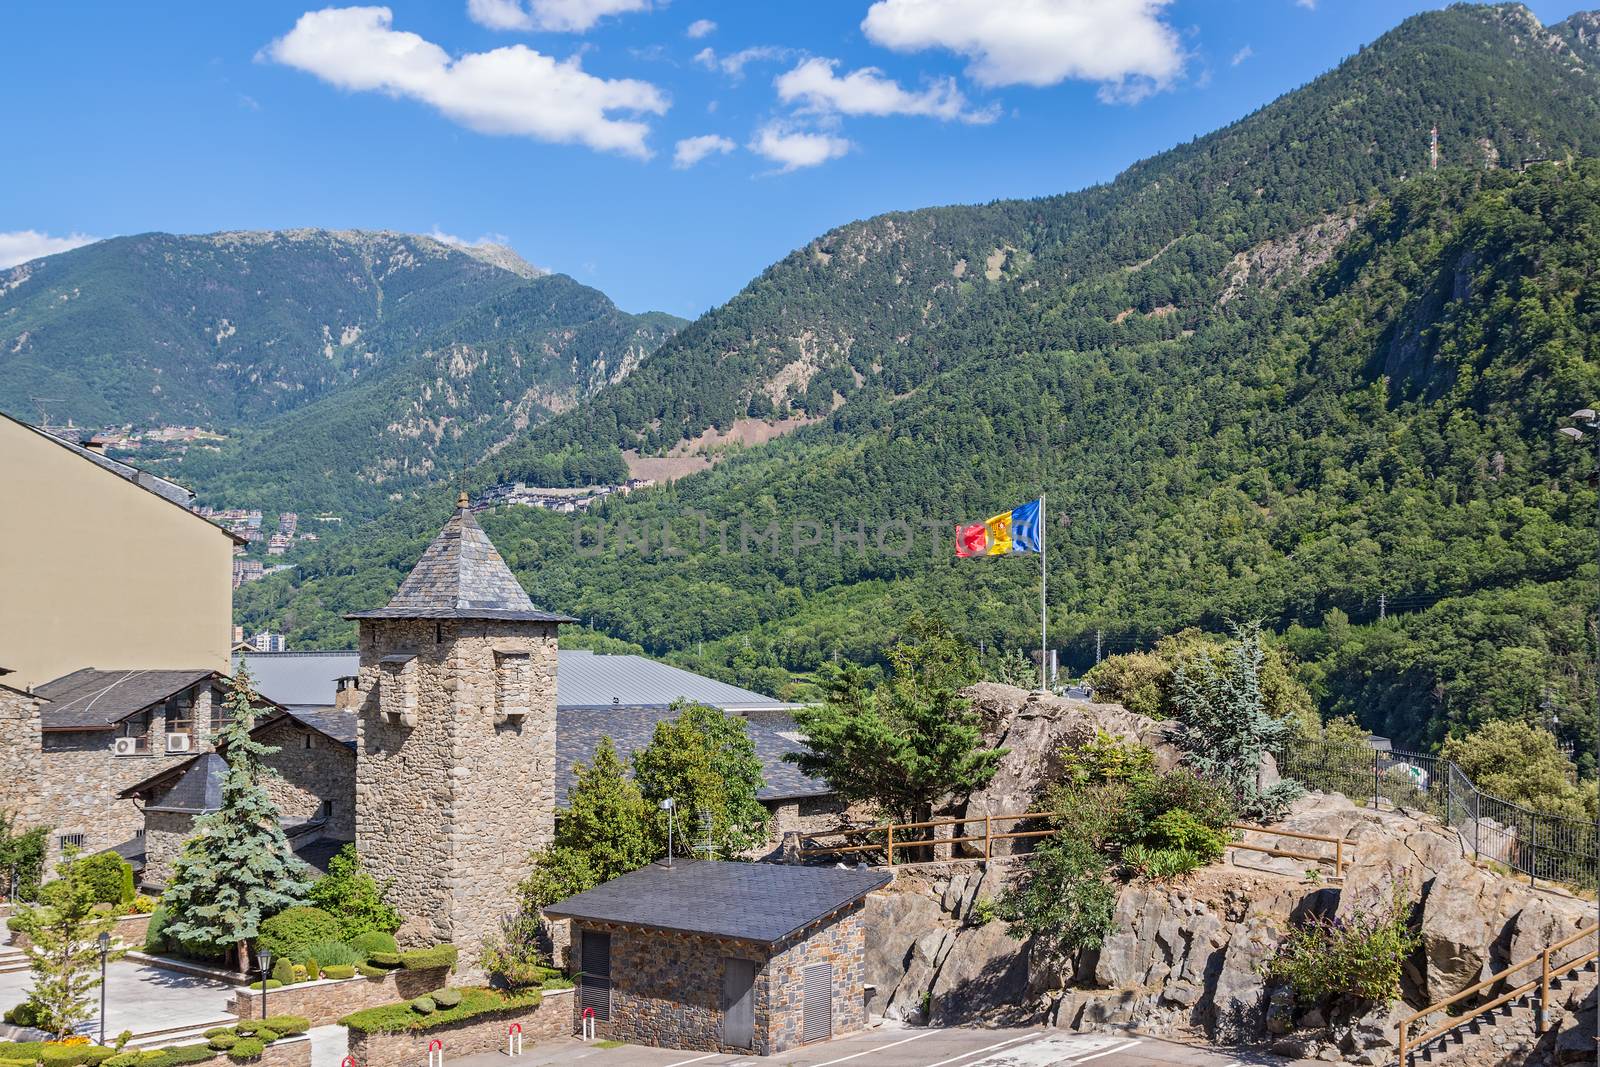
left=0, top=417, right=234, bottom=690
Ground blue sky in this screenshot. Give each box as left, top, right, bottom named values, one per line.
left=0, top=0, right=1588, bottom=317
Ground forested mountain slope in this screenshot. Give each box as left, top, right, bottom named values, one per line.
left=243, top=4, right=1600, bottom=755
left=0, top=230, right=683, bottom=515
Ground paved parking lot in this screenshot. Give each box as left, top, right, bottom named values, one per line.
left=450, top=1026, right=1305, bottom=1067
left=0, top=959, right=237, bottom=1040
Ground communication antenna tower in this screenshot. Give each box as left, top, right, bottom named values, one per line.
left=1430, top=125, right=1439, bottom=171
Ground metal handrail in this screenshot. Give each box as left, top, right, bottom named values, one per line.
left=1397, top=922, right=1600, bottom=1064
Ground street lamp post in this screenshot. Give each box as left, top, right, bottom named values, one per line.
left=96, top=931, right=109, bottom=1047
left=1557, top=406, right=1600, bottom=1061
left=659, top=798, right=676, bottom=868
left=258, top=948, right=273, bottom=1021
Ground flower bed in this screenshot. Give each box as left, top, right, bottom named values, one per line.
left=343, top=987, right=571, bottom=1065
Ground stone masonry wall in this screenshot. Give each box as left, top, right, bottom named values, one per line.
left=574, top=924, right=772, bottom=1055
left=255, top=717, right=356, bottom=840
left=346, top=988, right=571, bottom=1066
left=765, top=906, right=868, bottom=1053
left=0, top=686, right=46, bottom=836
left=229, top=966, right=450, bottom=1027
left=141, top=808, right=195, bottom=889
left=355, top=618, right=557, bottom=980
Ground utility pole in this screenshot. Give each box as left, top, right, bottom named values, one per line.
left=1095, top=629, right=1103, bottom=665
left=1431, top=125, right=1439, bottom=171
left=1378, top=592, right=1387, bottom=620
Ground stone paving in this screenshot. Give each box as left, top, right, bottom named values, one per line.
left=0, top=959, right=237, bottom=1040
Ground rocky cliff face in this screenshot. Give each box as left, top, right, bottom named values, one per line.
left=860, top=689, right=1597, bottom=1064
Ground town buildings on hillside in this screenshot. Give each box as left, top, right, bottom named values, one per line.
left=470, top=478, right=655, bottom=514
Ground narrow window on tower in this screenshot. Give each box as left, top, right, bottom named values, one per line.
left=494, top=650, right=531, bottom=724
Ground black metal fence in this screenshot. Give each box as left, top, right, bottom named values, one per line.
left=1278, top=739, right=1598, bottom=888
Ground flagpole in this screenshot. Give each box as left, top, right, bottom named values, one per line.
left=1039, top=493, right=1048, bottom=693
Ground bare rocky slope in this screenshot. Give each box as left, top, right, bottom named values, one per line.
left=857, top=686, right=1598, bottom=1065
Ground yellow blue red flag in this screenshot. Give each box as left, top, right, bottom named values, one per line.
left=956, top=499, right=1042, bottom=557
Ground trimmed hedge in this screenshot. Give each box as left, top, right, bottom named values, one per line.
left=399, top=946, right=458, bottom=971
left=321, top=965, right=355, bottom=980
left=364, top=952, right=400, bottom=969
left=346, top=931, right=397, bottom=959
left=431, top=989, right=461, bottom=1009
left=340, top=987, right=541, bottom=1035
left=256, top=907, right=341, bottom=962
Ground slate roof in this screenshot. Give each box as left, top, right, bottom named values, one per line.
left=237, top=649, right=795, bottom=713
left=557, top=705, right=829, bottom=804
left=273, top=706, right=357, bottom=748
left=543, top=859, right=890, bottom=946
left=140, top=752, right=227, bottom=812
left=346, top=499, right=573, bottom=623
left=34, top=668, right=220, bottom=730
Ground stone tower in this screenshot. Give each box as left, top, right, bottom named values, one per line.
left=348, top=494, right=571, bottom=978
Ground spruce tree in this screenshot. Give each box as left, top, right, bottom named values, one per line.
left=159, top=666, right=311, bottom=973
left=1169, top=621, right=1303, bottom=819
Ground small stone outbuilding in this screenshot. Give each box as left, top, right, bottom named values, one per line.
left=544, top=859, right=889, bottom=1056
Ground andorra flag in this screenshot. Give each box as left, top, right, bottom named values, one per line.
left=955, top=498, right=1043, bottom=557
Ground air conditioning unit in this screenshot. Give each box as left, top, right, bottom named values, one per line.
left=165, top=733, right=193, bottom=753
left=112, top=737, right=140, bottom=757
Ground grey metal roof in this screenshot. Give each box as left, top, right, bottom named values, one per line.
left=555, top=651, right=797, bottom=711
left=141, top=752, right=227, bottom=813
left=35, top=668, right=219, bottom=730
left=346, top=501, right=573, bottom=623
left=557, top=705, right=830, bottom=804
left=238, top=650, right=795, bottom=714
left=543, top=859, right=890, bottom=946
left=235, top=651, right=358, bottom=706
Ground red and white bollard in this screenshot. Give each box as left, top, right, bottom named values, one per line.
left=581, top=1007, right=597, bottom=1043
left=341, top=1058, right=356, bottom=1067
left=427, top=1038, right=444, bottom=1067
left=505, top=1022, right=523, bottom=1058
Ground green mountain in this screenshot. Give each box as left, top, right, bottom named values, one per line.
left=0, top=229, right=684, bottom=514
left=242, top=4, right=1599, bottom=756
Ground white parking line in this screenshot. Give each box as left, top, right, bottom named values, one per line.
left=660, top=1054, right=719, bottom=1067
left=919, top=1032, right=1043, bottom=1067
left=808, top=1030, right=939, bottom=1066
left=1071, top=1039, right=1142, bottom=1063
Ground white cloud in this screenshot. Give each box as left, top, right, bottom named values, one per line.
left=775, top=57, right=997, bottom=124
left=1295, top=0, right=1316, bottom=8
left=861, top=0, right=1184, bottom=103
left=693, top=44, right=792, bottom=80
left=748, top=123, right=851, bottom=172
left=466, top=0, right=650, bottom=33
left=685, top=18, right=716, bottom=39
left=0, top=230, right=97, bottom=269
left=265, top=7, right=669, bottom=158
left=427, top=227, right=508, bottom=247
left=1230, top=45, right=1253, bottom=65
left=673, top=133, right=736, bottom=168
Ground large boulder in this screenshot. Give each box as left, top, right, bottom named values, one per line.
left=1335, top=821, right=1460, bottom=924
left=928, top=919, right=1033, bottom=1025
left=861, top=889, right=944, bottom=1017
left=1419, top=858, right=1527, bottom=1001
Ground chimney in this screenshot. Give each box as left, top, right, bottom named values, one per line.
left=335, top=675, right=363, bottom=711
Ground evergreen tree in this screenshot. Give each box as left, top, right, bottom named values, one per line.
left=632, top=703, right=769, bottom=858
left=789, top=615, right=1004, bottom=828
left=1169, top=621, right=1302, bottom=819
left=159, top=667, right=311, bottom=973
left=12, top=847, right=123, bottom=1037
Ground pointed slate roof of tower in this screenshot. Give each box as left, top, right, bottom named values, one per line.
left=347, top=493, right=574, bottom=623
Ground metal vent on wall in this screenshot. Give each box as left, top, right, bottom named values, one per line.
left=580, top=931, right=612, bottom=1022
left=802, top=962, right=832, bottom=1044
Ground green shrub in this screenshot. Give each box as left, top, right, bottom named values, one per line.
left=226, top=1038, right=264, bottom=1062
left=202, top=1028, right=233, bottom=1040
left=1267, top=878, right=1419, bottom=1007
left=259, top=1016, right=309, bottom=1037
left=142, top=906, right=170, bottom=953
left=59, top=853, right=134, bottom=906
left=431, top=988, right=461, bottom=1009
left=340, top=988, right=543, bottom=1036
left=302, top=958, right=319, bottom=980
left=306, top=846, right=402, bottom=941
left=208, top=1034, right=238, bottom=1051
left=410, top=997, right=436, bottom=1015
left=103, top=1055, right=141, bottom=1067
left=321, top=965, right=355, bottom=980
left=996, top=833, right=1118, bottom=964
left=256, top=907, right=341, bottom=961
left=153, top=1046, right=220, bottom=1066
left=355, top=963, right=388, bottom=979
left=39, top=1047, right=117, bottom=1066
left=1120, top=843, right=1206, bottom=880
left=270, top=958, right=296, bottom=987
left=346, top=931, right=398, bottom=959
left=252, top=1030, right=278, bottom=1045
left=245, top=980, right=282, bottom=991
left=3, top=1002, right=39, bottom=1027
left=302, top=940, right=358, bottom=967
left=129, top=895, right=157, bottom=916
left=1056, top=729, right=1157, bottom=790
left=365, top=952, right=400, bottom=968
left=399, top=945, right=458, bottom=971
left=232, top=1023, right=257, bottom=1037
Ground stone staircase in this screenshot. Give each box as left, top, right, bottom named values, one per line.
left=0, top=937, right=26, bottom=975
left=1405, top=956, right=1598, bottom=1066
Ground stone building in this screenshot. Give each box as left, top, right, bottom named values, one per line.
left=0, top=673, right=47, bottom=835
left=346, top=494, right=572, bottom=979
left=0, top=668, right=230, bottom=867
left=119, top=707, right=357, bottom=886
left=545, top=859, right=887, bottom=1055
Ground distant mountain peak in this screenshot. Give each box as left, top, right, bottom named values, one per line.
left=426, top=237, right=546, bottom=279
